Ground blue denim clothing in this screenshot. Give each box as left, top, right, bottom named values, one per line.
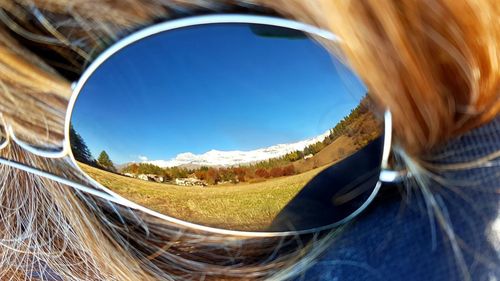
left=299, top=117, right=500, bottom=281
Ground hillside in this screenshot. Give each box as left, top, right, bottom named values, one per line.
left=79, top=162, right=327, bottom=230
left=293, top=111, right=381, bottom=173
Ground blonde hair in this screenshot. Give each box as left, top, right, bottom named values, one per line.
left=0, top=0, right=498, bottom=280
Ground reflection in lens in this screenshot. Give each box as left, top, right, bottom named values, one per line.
left=70, top=22, right=383, bottom=232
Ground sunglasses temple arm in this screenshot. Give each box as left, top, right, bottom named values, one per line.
left=379, top=111, right=409, bottom=184
left=0, top=157, right=128, bottom=205
left=0, top=113, right=67, bottom=158
left=379, top=168, right=407, bottom=183
left=7, top=124, right=68, bottom=158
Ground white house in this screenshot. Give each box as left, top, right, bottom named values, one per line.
left=175, top=178, right=207, bottom=187
left=147, top=175, right=164, bottom=183
left=304, top=154, right=314, bottom=160
left=136, top=174, right=164, bottom=183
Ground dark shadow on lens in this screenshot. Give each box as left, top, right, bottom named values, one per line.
left=250, top=24, right=308, bottom=39
left=268, top=136, right=384, bottom=232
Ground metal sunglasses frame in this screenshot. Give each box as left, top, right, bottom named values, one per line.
left=0, top=14, right=405, bottom=237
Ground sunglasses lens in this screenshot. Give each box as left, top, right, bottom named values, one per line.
left=69, top=21, right=384, bottom=232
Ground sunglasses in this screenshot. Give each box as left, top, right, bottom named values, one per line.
left=0, top=15, right=406, bottom=236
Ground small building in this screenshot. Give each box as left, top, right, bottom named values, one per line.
left=137, top=174, right=149, bottom=181
left=175, top=178, right=207, bottom=187
left=123, top=173, right=135, bottom=178
left=304, top=154, right=314, bottom=160
left=147, top=174, right=164, bottom=183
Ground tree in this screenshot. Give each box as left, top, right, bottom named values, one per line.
left=123, top=163, right=163, bottom=175
left=129, top=163, right=139, bottom=174
left=233, top=167, right=247, bottom=182
left=167, top=167, right=188, bottom=179
left=270, top=167, right=284, bottom=178
left=195, top=170, right=207, bottom=181
left=255, top=168, right=270, bottom=179
left=219, top=168, right=236, bottom=183
left=162, top=171, right=173, bottom=182
left=69, top=125, right=95, bottom=165
left=97, top=150, right=116, bottom=172
left=206, top=168, right=220, bottom=185
left=283, top=164, right=295, bottom=176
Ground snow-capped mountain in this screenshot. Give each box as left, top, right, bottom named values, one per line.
left=145, top=131, right=330, bottom=168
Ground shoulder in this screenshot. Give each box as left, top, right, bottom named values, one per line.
left=301, top=117, right=500, bottom=281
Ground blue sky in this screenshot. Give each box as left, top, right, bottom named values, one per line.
left=71, top=23, right=366, bottom=164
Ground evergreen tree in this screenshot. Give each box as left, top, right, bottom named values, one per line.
left=69, top=125, right=94, bottom=165
left=97, top=150, right=116, bottom=172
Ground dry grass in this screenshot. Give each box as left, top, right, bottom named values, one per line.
left=80, top=163, right=328, bottom=231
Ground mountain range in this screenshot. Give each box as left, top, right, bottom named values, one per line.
left=143, top=131, right=331, bottom=168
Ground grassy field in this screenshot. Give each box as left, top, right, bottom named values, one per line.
left=80, top=163, right=326, bottom=230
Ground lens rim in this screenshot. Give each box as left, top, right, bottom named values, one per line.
left=0, top=114, right=8, bottom=150
left=65, top=14, right=391, bottom=237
